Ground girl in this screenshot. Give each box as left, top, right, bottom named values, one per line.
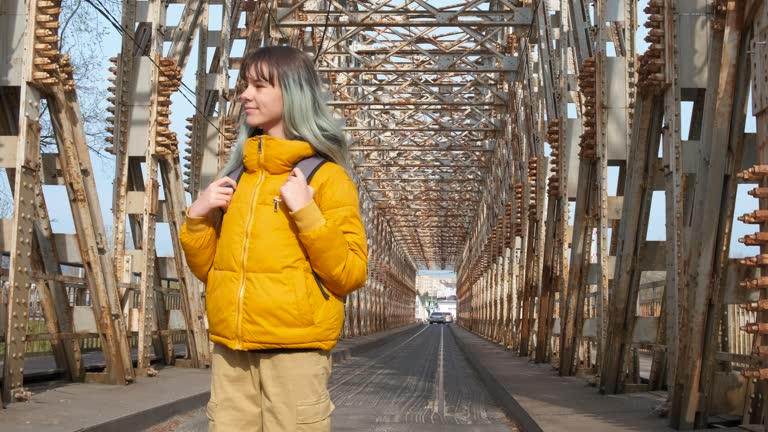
left=179, top=45, right=368, bottom=432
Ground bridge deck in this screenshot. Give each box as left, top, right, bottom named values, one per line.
left=3, top=324, right=740, bottom=432
left=451, top=325, right=673, bottom=432
left=1, top=325, right=419, bottom=432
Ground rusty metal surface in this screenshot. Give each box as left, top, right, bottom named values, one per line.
left=3, top=1, right=768, bottom=429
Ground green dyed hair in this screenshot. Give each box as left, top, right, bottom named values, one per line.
left=220, top=45, right=349, bottom=177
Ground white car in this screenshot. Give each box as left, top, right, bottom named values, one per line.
left=428, top=312, right=446, bottom=324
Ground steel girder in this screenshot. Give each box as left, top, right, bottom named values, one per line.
left=1, top=0, right=135, bottom=405
left=454, top=0, right=768, bottom=429
left=107, top=0, right=211, bottom=375
left=283, top=0, right=531, bottom=270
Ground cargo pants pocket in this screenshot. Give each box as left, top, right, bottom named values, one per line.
left=206, top=400, right=217, bottom=431
left=296, top=393, right=334, bottom=431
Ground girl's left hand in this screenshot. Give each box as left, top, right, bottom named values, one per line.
left=280, top=168, right=315, bottom=212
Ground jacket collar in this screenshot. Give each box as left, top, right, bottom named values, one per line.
left=242, top=135, right=315, bottom=175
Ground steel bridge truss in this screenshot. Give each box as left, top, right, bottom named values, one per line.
left=456, top=0, right=768, bottom=429
left=305, top=0, right=531, bottom=269
left=4, top=0, right=768, bottom=429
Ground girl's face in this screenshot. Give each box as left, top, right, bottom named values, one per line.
left=239, top=64, right=285, bottom=137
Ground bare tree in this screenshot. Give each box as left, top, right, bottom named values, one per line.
left=0, top=191, right=11, bottom=219
left=0, top=1, right=122, bottom=218
left=39, top=0, right=121, bottom=159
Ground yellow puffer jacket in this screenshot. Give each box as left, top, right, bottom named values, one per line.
left=179, top=135, right=368, bottom=351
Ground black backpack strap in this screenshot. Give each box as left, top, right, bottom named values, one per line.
left=294, top=155, right=328, bottom=184
left=226, top=155, right=328, bottom=186
left=224, top=162, right=245, bottom=184
left=295, top=155, right=334, bottom=300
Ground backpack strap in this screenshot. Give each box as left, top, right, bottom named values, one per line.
left=224, top=163, right=245, bottom=184
left=294, top=155, right=332, bottom=300
left=293, top=155, right=328, bottom=184
left=224, top=155, right=328, bottom=185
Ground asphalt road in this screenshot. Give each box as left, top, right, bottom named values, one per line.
left=150, top=324, right=519, bottom=432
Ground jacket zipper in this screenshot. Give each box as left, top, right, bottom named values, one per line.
left=235, top=136, right=264, bottom=349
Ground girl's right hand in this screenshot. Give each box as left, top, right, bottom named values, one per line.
left=187, top=177, right=238, bottom=217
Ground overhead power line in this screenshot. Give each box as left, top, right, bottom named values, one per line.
left=84, top=0, right=226, bottom=138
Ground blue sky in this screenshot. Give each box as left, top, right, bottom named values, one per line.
left=419, top=269, right=457, bottom=278
left=4, top=0, right=759, bottom=264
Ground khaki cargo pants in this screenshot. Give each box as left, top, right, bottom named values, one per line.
left=208, top=343, right=334, bottom=432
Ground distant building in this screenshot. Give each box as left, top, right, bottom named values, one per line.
left=415, top=295, right=430, bottom=322
left=435, top=298, right=456, bottom=317
left=415, top=274, right=456, bottom=298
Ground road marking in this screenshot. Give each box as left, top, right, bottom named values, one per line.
left=329, top=324, right=430, bottom=392
left=437, top=324, right=445, bottom=417
left=429, top=325, right=446, bottom=418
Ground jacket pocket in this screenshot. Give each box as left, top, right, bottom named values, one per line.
left=205, top=270, right=239, bottom=342
left=294, top=269, right=316, bottom=327
left=301, top=264, right=331, bottom=324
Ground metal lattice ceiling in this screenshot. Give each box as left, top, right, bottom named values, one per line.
left=293, top=0, right=531, bottom=269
